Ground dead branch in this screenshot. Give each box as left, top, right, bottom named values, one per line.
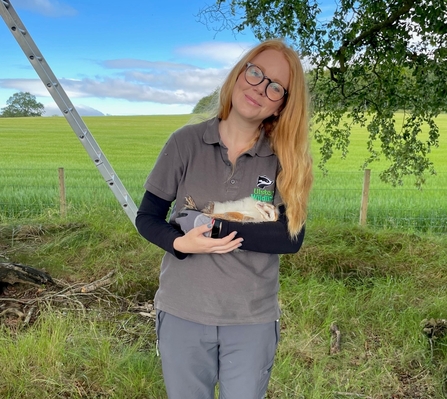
left=72, top=271, right=115, bottom=294
left=0, top=307, right=25, bottom=319
left=0, top=269, right=158, bottom=333
left=0, top=262, right=53, bottom=286
left=0, top=270, right=123, bottom=326
left=330, top=323, right=342, bottom=354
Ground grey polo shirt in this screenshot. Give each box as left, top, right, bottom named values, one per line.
left=144, top=117, right=283, bottom=326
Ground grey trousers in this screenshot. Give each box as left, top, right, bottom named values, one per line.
left=156, top=310, right=280, bottom=399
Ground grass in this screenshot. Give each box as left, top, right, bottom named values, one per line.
left=1, top=218, right=447, bottom=398
left=1, top=113, right=446, bottom=230
left=0, top=309, right=164, bottom=398
left=0, top=113, right=447, bottom=398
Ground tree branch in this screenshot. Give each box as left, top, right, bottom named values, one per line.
left=351, top=0, right=415, bottom=48
left=337, top=0, right=416, bottom=70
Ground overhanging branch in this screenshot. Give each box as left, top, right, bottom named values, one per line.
left=336, top=0, right=416, bottom=71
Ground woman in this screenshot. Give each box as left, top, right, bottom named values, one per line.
left=136, top=39, right=313, bottom=399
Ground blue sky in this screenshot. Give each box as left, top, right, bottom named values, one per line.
left=0, top=0, right=262, bottom=116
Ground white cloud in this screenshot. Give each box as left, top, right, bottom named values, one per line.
left=58, top=77, right=211, bottom=104
left=0, top=58, right=227, bottom=105
left=0, top=41, right=252, bottom=112
left=176, top=41, right=254, bottom=66
left=0, top=78, right=49, bottom=96
left=14, top=0, right=77, bottom=17
left=0, top=75, right=216, bottom=105
left=124, top=67, right=226, bottom=91
left=102, top=59, right=197, bottom=70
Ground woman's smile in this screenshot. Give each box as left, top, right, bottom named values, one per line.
left=244, top=94, right=260, bottom=107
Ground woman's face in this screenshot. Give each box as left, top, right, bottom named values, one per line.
left=230, top=49, right=290, bottom=126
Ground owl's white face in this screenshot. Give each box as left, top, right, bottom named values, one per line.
left=254, top=202, right=278, bottom=221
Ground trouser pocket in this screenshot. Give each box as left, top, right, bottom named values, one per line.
left=155, top=309, right=165, bottom=356
left=275, top=318, right=281, bottom=345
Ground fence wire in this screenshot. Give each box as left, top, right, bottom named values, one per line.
left=1, top=168, right=446, bottom=233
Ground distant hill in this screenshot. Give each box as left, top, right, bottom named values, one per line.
left=44, top=103, right=105, bottom=117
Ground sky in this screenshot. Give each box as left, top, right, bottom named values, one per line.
left=0, top=0, right=264, bottom=116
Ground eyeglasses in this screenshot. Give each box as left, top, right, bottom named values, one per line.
left=244, top=62, right=288, bottom=102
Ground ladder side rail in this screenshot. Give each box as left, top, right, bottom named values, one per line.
left=0, top=0, right=138, bottom=225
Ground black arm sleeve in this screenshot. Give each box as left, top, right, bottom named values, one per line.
left=135, top=190, right=187, bottom=260
left=218, top=205, right=305, bottom=254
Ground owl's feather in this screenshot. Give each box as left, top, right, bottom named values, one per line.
left=185, top=196, right=278, bottom=222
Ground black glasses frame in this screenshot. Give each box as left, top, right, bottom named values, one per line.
left=244, top=62, right=288, bottom=102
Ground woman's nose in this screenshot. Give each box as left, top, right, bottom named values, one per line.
left=253, top=80, right=269, bottom=96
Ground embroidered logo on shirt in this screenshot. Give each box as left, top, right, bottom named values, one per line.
left=251, top=175, right=274, bottom=202
left=257, top=175, right=274, bottom=189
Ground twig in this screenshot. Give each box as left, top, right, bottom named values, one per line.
left=0, top=307, right=25, bottom=319
left=139, top=311, right=156, bottom=318
left=72, top=271, right=115, bottom=293
left=330, top=323, right=342, bottom=354
left=24, top=305, right=36, bottom=325
left=335, top=392, right=372, bottom=399
left=0, top=273, right=116, bottom=307
left=0, top=271, right=143, bottom=328
left=99, top=287, right=133, bottom=307
left=0, top=297, right=30, bottom=304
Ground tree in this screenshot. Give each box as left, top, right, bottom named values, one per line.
left=192, top=89, right=220, bottom=114
left=199, top=0, right=447, bottom=187
left=1, top=92, right=45, bottom=117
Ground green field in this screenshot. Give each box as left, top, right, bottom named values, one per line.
left=1, top=115, right=447, bottom=398
left=1, top=114, right=446, bottom=231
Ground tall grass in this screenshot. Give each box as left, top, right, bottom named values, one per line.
left=1, top=218, right=446, bottom=398
left=0, top=308, right=164, bottom=398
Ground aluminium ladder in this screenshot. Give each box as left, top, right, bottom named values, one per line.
left=0, top=0, right=138, bottom=226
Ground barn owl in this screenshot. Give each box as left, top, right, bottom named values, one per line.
left=185, top=195, right=279, bottom=222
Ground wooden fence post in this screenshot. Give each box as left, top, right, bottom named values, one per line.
left=58, top=167, right=66, bottom=218
left=359, top=169, right=371, bottom=226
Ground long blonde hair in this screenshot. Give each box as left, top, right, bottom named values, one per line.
left=218, top=39, right=313, bottom=238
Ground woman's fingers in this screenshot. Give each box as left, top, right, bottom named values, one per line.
left=173, top=229, right=242, bottom=254
left=207, top=232, right=243, bottom=253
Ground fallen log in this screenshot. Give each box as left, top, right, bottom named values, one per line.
left=0, top=262, right=53, bottom=287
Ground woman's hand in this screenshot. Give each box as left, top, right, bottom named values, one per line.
left=173, top=223, right=243, bottom=254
